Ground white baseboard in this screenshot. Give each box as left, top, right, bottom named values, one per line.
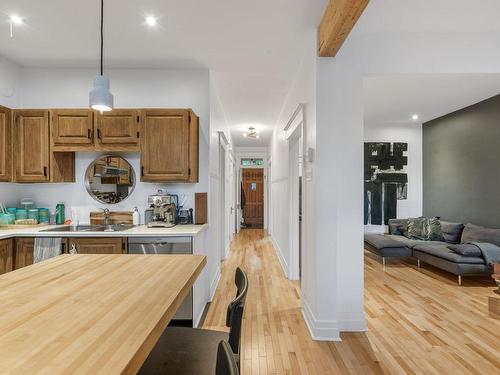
left=270, top=235, right=289, bottom=277
left=209, top=266, right=221, bottom=301
left=336, top=312, right=367, bottom=332
left=301, top=298, right=341, bottom=341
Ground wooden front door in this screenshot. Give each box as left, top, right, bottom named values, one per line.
left=242, top=168, right=264, bottom=228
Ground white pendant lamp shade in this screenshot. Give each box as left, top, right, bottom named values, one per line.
left=90, top=75, right=113, bottom=112
left=89, top=0, right=113, bottom=112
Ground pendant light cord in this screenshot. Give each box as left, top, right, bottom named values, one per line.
left=100, top=0, right=104, bottom=75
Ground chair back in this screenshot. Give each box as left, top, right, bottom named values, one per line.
left=215, top=340, right=239, bottom=375
left=226, top=267, right=248, bottom=354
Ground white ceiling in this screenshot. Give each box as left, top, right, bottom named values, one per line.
left=364, top=74, right=500, bottom=126
left=354, top=0, right=500, bottom=35
left=0, top=0, right=328, bottom=146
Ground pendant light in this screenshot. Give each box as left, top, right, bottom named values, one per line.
left=89, top=0, right=113, bottom=112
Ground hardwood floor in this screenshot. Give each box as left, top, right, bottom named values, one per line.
left=203, top=229, right=500, bottom=375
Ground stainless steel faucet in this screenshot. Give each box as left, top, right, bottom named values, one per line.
left=102, top=208, right=111, bottom=227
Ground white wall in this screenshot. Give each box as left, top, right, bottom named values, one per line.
left=0, top=57, right=22, bottom=205
left=208, top=75, right=233, bottom=299
left=269, top=28, right=318, bottom=332
left=363, top=120, right=423, bottom=233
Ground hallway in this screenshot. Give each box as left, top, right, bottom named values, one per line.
left=203, top=229, right=500, bottom=375
left=203, top=229, right=384, bottom=374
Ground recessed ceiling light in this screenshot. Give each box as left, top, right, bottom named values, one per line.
left=145, top=16, right=157, bottom=26
left=412, top=114, right=419, bottom=121
left=9, top=15, right=23, bottom=25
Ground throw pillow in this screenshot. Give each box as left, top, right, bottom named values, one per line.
left=447, top=244, right=482, bottom=257
left=425, top=217, right=445, bottom=241
left=388, top=219, right=408, bottom=236
left=440, top=221, right=464, bottom=244
left=461, top=223, right=500, bottom=247
left=406, top=217, right=426, bottom=240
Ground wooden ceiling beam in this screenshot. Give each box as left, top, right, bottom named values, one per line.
left=318, top=0, right=370, bottom=57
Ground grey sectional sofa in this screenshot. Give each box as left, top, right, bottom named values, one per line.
left=364, top=220, right=499, bottom=285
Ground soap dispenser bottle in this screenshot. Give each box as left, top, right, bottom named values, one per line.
left=132, top=207, right=140, bottom=225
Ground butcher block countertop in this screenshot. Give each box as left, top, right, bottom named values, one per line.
left=0, top=224, right=208, bottom=240
left=0, top=254, right=206, bottom=374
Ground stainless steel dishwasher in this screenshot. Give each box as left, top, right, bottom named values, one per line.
left=128, top=237, right=193, bottom=322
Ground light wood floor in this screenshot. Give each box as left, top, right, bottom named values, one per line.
left=203, top=229, right=500, bottom=375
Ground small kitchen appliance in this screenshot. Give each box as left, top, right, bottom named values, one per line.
left=147, top=192, right=178, bottom=228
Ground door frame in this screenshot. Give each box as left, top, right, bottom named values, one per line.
left=235, top=147, right=268, bottom=232
left=218, top=132, right=231, bottom=261
left=285, top=104, right=306, bottom=281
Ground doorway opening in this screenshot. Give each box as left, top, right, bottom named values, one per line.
left=288, top=125, right=303, bottom=281
left=241, top=167, right=264, bottom=229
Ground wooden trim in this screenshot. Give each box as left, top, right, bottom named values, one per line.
left=318, top=0, right=370, bottom=57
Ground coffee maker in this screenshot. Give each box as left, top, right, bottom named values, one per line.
left=147, top=192, right=178, bottom=228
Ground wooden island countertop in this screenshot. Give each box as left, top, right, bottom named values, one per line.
left=0, top=254, right=206, bottom=374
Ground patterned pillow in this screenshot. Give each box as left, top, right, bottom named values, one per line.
left=424, top=217, right=445, bottom=241
left=407, top=217, right=445, bottom=241
left=406, top=217, right=426, bottom=240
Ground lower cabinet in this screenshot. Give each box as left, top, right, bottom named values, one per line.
left=15, top=238, right=34, bottom=270
left=0, top=239, right=14, bottom=274
left=68, top=238, right=127, bottom=254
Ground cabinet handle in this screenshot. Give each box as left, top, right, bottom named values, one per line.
left=43, top=166, right=48, bottom=177
left=88, top=129, right=92, bottom=139
left=141, top=166, right=144, bottom=177
left=97, top=129, right=101, bottom=139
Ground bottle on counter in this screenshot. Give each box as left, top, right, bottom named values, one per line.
left=132, top=207, right=140, bottom=225
left=55, top=203, right=65, bottom=225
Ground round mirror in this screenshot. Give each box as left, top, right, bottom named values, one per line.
left=85, top=156, right=136, bottom=204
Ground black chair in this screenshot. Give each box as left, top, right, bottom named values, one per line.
left=216, top=340, right=240, bottom=375
left=139, top=267, right=248, bottom=375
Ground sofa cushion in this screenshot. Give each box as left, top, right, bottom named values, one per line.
left=440, top=221, right=464, bottom=244
left=447, top=244, right=482, bottom=257
left=385, top=235, right=445, bottom=249
left=461, top=223, right=500, bottom=246
left=388, top=219, right=408, bottom=236
left=413, top=244, right=485, bottom=264
left=364, top=234, right=408, bottom=249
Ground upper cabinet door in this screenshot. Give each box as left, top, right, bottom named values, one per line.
left=51, top=109, right=94, bottom=151
left=140, top=110, right=191, bottom=182
left=95, top=110, right=140, bottom=151
left=0, top=106, right=12, bottom=182
left=14, top=110, right=50, bottom=182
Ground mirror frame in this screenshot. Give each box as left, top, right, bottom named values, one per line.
left=84, top=155, right=136, bottom=205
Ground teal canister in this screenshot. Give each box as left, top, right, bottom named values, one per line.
left=56, top=203, right=65, bottom=225
left=28, top=209, right=39, bottom=222
left=6, top=207, right=17, bottom=215
left=15, top=209, right=28, bottom=220
left=38, top=208, right=50, bottom=223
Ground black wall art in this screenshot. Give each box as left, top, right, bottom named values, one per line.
left=364, top=142, right=408, bottom=225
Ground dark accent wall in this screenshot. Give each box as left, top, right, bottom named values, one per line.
left=423, top=94, right=500, bottom=227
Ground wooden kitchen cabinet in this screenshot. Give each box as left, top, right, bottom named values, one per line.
left=140, top=109, right=199, bottom=183
left=13, top=110, right=74, bottom=183
left=95, top=109, right=140, bottom=151
left=0, top=106, right=12, bottom=182
left=14, top=238, right=34, bottom=270
left=50, top=109, right=94, bottom=151
left=68, top=238, right=127, bottom=254
left=0, top=239, right=13, bottom=274
left=14, top=110, right=50, bottom=182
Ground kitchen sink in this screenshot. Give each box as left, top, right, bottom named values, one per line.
left=40, top=224, right=135, bottom=232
